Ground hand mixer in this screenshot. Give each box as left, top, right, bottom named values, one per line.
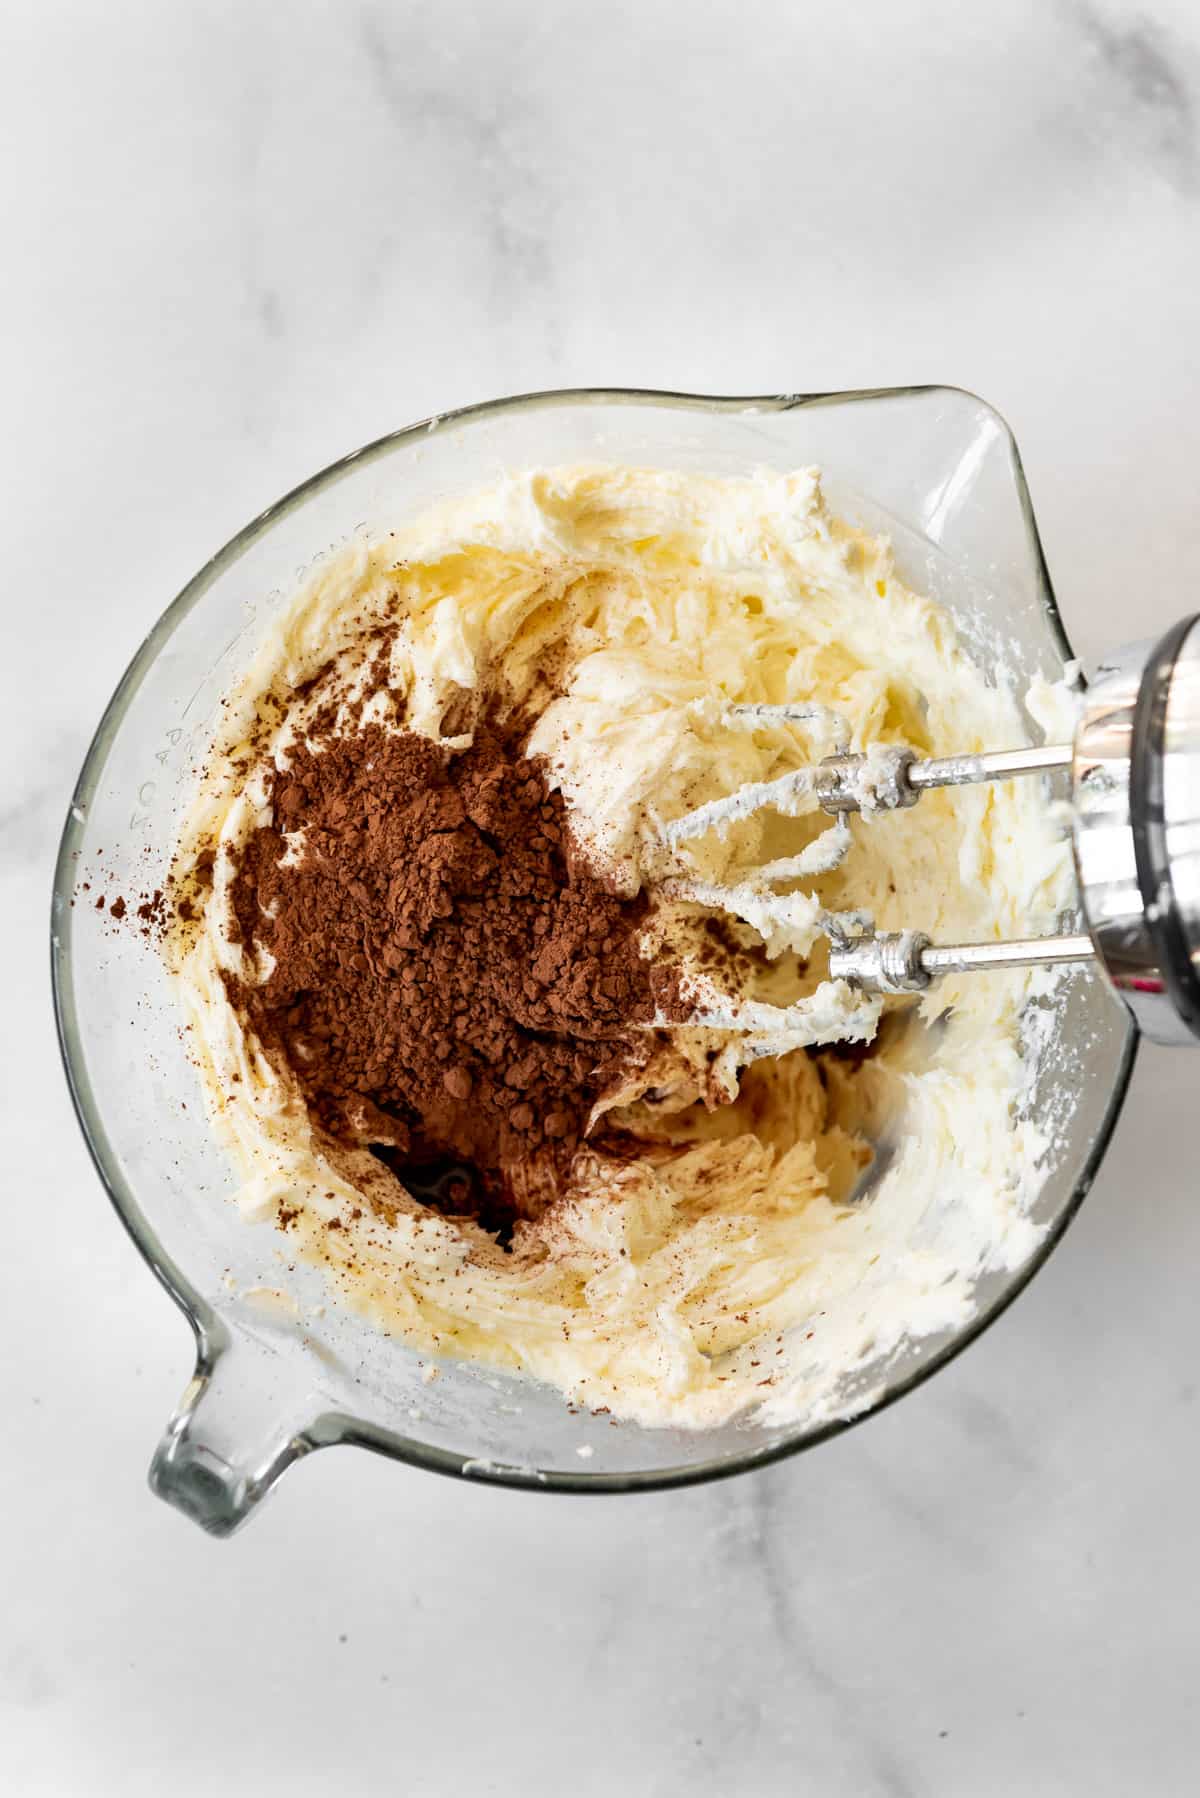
left=661, top=614, right=1200, bottom=1048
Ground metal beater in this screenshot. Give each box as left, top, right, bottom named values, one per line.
left=662, top=615, right=1200, bottom=1048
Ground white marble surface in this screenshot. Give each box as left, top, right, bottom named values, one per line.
left=6, top=1, right=1200, bottom=1791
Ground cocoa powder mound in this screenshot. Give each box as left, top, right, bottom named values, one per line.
left=227, top=719, right=684, bottom=1241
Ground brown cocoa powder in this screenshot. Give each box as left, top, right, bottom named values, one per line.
left=226, top=718, right=685, bottom=1240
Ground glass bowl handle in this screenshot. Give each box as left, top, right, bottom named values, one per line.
left=148, top=1317, right=325, bottom=1536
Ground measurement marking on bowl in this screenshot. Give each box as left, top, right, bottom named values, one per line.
left=130, top=717, right=204, bottom=831
left=129, top=775, right=158, bottom=833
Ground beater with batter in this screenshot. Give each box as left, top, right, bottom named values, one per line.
left=704, top=616, right=1200, bottom=1045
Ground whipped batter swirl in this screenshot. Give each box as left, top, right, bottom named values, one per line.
left=168, top=465, right=1075, bottom=1428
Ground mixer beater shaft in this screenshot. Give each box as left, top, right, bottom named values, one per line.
left=813, top=741, right=1073, bottom=814
left=827, top=929, right=1096, bottom=994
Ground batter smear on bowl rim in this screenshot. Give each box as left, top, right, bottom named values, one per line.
left=166, top=464, right=1077, bottom=1428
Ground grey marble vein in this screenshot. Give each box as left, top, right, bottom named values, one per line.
left=1061, top=0, right=1199, bottom=190
left=704, top=1472, right=925, bottom=1796
left=357, top=1, right=560, bottom=346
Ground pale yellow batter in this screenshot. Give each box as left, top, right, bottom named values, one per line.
left=169, top=465, right=1075, bottom=1429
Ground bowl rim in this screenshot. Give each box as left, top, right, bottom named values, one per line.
left=50, top=383, right=1138, bottom=1501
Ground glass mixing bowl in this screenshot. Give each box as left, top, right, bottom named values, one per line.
left=51, top=387, right=1136, bottom=1535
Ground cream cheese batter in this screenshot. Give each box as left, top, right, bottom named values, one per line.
left=168, top=464, right=1076, bottom=1429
